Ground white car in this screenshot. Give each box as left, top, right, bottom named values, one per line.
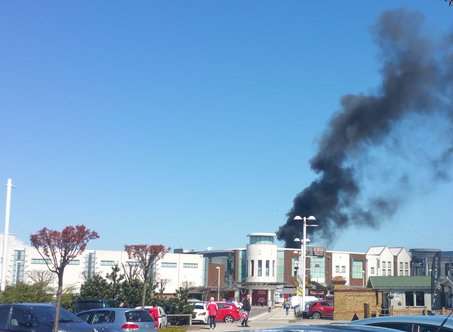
left=135, top=306, right=168, bottom=328
left=192, top=302, right=208, bottom=324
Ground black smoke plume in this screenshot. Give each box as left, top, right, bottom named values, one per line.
left=277, top=9, right=453, bottom=247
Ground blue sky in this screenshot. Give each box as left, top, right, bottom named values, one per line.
left=0, top=1, right=452, bottom=252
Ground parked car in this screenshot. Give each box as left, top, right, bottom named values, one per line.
left=214, top=302, right=241, bottom=323
left=74, top=300, right=117, bottom=313
left=351, top=315, right=453, bottom=332
left=192, top=303, right=208, bottom=324
left=0, top=303, right=94, bottom=332
left=134, top=306, right=167, bottom=328
left=306, top=301, right=334, bottom=319
left=77, top=308, right=156, bottom=332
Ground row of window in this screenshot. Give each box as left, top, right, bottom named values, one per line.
left=335, top=265, right=346, bottom=273
left=161, top=262, right=199, bottom=269
left=250, top=259, right=275, bottom=277
left=31, top=258, right=80, bottom=265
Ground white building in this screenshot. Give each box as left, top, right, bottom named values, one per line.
left=0, top=234, right=204, bottom=294
left=366, top=246, right=395, bottom=277
left=329, top=251, right=351, bottom=284
left=389, top=247, right=411, bottom=276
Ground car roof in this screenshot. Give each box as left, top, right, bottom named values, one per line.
left=77, top=308, right=146, bottom=314
left=247, top=323, right=403, bottom=332
left=351, top=315, right=453, bottom=329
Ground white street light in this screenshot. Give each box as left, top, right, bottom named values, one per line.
left=216, top=266, right=221, bottom=301
left=293, top=215, right=318, bottom=316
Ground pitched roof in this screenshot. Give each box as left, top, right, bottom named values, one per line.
left=367, top=246, right=386, bottom=255
left=368, top=276, right=431, bottom=291
left=389, top=247, right=403, bottom=256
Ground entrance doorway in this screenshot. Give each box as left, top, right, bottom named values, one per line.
left=252, top=289, right=268, bottom=306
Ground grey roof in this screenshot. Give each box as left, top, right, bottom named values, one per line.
left=368, top=276, right=431, bottom=291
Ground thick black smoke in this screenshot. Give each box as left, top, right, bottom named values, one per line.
left=277, top=9, right=453, bottom=247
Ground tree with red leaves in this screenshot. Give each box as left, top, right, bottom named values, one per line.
left=31, top=225, right=99, bottom=332
left=125, top=244, right=167, bottom=307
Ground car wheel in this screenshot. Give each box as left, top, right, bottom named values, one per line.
left=224, top=315, right=234, bottom=323
left=311, top=312, right=321, bottom=320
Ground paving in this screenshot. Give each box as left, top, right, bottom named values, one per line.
left=188, top=307, right=333, bottom=332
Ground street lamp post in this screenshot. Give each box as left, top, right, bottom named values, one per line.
left=216, top=266, right=220, bottom=301
left=293, top=215, right=317, bottom=316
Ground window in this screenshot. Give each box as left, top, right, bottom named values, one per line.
left=341, top=265, right=346, bottom=273
left=250, top=260, right=254, bottom=277
left=371, top=323, right=412, bottom=331
left=405, top=262, right=409, bottom=269
left=183, top=263, right=198, bottom=269
left=161, top=262, right=177, bottom=268
left=272, top=260, right=275, bottom=277
left=265, top=260, right=270, bottom=277
left=91, top=311, right=115, bottom=324
left=399, top=269, right=403, bottom=276
left=352, top=260, right=363, bottom=279
left=405, top=292, right=414, bottom=306
left=388, top=268, right=391, bottom=275
left=335, top=265, right=340, bottom=273
left=370, top=267, right=375, bottom=275
left=10, top=306, right=35, bottom=331
left=258, top=260, right=262, bottom=277
left=0, top=306, right=10, bottom=329
left=400, top=262, right=403, bottom=270
left=415, top=292, right=425, bottom=306
left=100, top=260, right=115, bottom=266
left=383, top=261, right=386, bottom=269
left=31, top=258, right=51, bottom=264
left=124, top=310, right=152, bottom=322
left=69, top=259, right=80, bottom=265
left=383, top=270, right=386, bottom=276
left=77, top=312, right=91, bottom=323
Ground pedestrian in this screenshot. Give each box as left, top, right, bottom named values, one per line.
left=284, top=301, right=290, bottom=316
left=149, top=303, right=159, bottom=329
left=207, top=297, right=218, bottom=330
left=241, top=294, right=251, bottom=327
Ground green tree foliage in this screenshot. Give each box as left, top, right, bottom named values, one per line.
left=79, top=274, right=111, bottom=300
left=0, top=282, right=53, bottom=303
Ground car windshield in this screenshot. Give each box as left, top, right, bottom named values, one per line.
left=125, top=310, right=153, bottom=322
left=194, top=305, right=204, bottom=310
left=32, top=306, right=83, bottom=323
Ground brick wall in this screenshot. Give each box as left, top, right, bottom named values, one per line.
left=334, top=286, right=379, bottom=320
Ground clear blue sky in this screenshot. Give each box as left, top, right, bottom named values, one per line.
left=0, top=1, right=452, bottom=252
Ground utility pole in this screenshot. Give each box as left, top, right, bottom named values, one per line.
left=1, top=179, right=13, bottom=292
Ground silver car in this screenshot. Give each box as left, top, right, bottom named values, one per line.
left=77, top=308, right=156, bottom=332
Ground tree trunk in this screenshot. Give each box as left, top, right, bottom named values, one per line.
left=141, top=279, right=148, bottom=308
left=53, top=272, right=64, bottom=332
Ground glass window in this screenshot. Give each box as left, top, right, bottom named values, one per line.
left=341, top=265, right=346, bottom=273
left=124, top=310, right=152, bottom=322
left=9, top=306, right=35, bottom=331
left=0, top=306, right=10, bottom=329
left=68, top=259, right=80, bottom=265
left=183, top=263, right=198, bottom=269
left=161, top=262, right=177, bottom=268
left=352, top=260, right=363, bottom=279
left=415, top=292, right=425, bottom=306
left=405, top=292, right=414, bottom=306
left=91, top=311, right=115, bottom=324
left=400, top=262, right=403, bottom=270
left=371, top=267, right=375, bottom=275
left=272, top=260, right=275, bottom=277
left=383, top=262, right=386, bottom=269
left=32, top=306, right=81, bottom=323
left=100, top=260, right=115, bottom=266
left=265, top=260, right=270, bottom=277
left=335, top=265, right=340, bottom=273
left=31, top=258, right=51, bottom=265
left=258, top=260, right=262, bottom=277
left=383, top=270, right=386, bottom=276
left=77, top=312, right=91, bottom=322
left=371, top=322, right=412, bottom=331
left=405, top=270, right=409, bottom=276
left=250, top=260, right=254, bottom=277
left=388, top=269, right=391, bottom=275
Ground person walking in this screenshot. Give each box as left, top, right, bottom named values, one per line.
left=241, top=294, right=251, bottom=327
left=207, top=297, right=218, bottom=330
left=284, top=301, right=290, bottom=316
left=149, top=303, right=159, bottom=329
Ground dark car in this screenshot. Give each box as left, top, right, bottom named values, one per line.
left=351, top=315, right=453, bottom=332
left=0, top=303, right=94, bottom=332
left=76, top=308, right=156, bottom=332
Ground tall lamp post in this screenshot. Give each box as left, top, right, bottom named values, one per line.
left=216, top=266, right=220, bottom=301
left=293, top=215, right=317, bottom=315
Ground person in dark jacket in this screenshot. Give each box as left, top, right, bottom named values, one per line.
left=241, top=294, right=252, bottom=327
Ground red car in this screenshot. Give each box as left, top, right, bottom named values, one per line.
left=214, top=302, right=241, bottom=323
left=307, top=301, right=334, bottom=319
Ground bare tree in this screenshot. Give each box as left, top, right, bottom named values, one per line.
left=31, top=225, right=99, bottom=332
left=125, top=244, right=167, bottom=307
left=26, top=270, right=55, bottom=287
